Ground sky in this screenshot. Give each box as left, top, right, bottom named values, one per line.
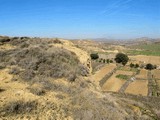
left=0, top=0, right=160, bottom=39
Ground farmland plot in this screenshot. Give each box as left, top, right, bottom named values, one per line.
left=102, top=74, right=126, bottom=92
left=90, top=63, right=116, bottom=83
left=125, top=80, right=148, bottom=96
left=129, top=55, right=160, bottom=65
left=153, top=70, right=160, bottom=79
left=135, top=69, right=148, bottom=79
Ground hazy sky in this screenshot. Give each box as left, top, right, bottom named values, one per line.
left=0, top=0, right=160, bottom=39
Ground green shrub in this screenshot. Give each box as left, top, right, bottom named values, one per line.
left=130, top=63, right=134, bottom=68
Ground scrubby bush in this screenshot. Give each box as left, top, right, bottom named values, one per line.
left=8, top=67, right=20, bottom=75
left=28, top=85, right=46, bottom=96
left=90, top=53, right=99, bottom=60
left=0, top=63, right=6, bottom=69
left=0, top=37, right=89, bottom=82
left=53, top=38, right=62, bottom=44
left=3, top=100, right=37, bottom=114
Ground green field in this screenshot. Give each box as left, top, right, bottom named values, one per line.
left=127, top=44, right=160, bottom=56
left=116, top=74, right=130, bottom=80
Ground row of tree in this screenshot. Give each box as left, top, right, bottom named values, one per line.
left=90, top=53, right=157, bottom=70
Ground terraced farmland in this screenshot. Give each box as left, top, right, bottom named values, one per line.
left=153, top=70, right=160, bottom=79
left=90, top=63, right=116, bottom=85
left=125, top=80, right=148, bottom=96
left=102, top=74, right=126, bottom=92
left=135, top=69, right=148, bottom=79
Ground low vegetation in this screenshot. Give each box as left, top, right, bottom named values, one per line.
left=1, top=100, right=37, bottom=115
left=127, top=44, right=160, bottom=56
left=116, top=74, right=130, bottom=80
left=0, top=37, right=89, bottom=82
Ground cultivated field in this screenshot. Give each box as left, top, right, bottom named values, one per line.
left=130, top=55, right=160, bottom=65
left=153, top=70, right=160, bottom=79
left=102, top=74, right=126, bottom=92
left=135, top=69, right=148, bottom=79
left=125, top=80, right=148, bottom=96
left=90, top=63, right=116, bottom=83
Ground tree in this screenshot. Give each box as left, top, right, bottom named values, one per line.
left=135, top=64, right=139, bottom=68
left=110, top=60, right=113, bottom=63
left=145, top=63, right=154, bottom=70
left=90, top=53, right=99, bottom=60
left=130, top=63, right=134, bottom=68
left=115, top=53, right=129, bottom=66
left=103, top=59, right=106, bottom=63
left=106, top=59, right=110, bottom=64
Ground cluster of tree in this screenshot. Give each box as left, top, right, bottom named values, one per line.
left=96, top=58, right=113, bottom=64
left=115, top=53, right=129, bottom=66
left=90, top=53, right=113, bottom=64
left=130, top=63, right=139, bottom=68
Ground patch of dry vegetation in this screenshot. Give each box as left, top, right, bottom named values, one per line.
left=0, top=37, right=89, bottom=82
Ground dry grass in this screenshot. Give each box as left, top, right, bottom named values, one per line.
left=130, top=55, right=160, bottom=65
left=153, top=70, right=160, bottom=79
left=135, top=69, right=148, bottom=79
left=125, top=80, right=148, bottom=96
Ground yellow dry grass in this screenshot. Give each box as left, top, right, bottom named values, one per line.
left=102, top=74, right=126, bottom=92
left=125, top=80, right=148, bottom=96
left=0, top=69, right=73, bottom=119
left=0, top=69, right=37, bottom=104
left=153, top=70, right=160, bottom=79
left=0, top=44, right=15, bottom=50
left=130, top=55, right=160, bottom=65
left=135, top=69, right=148, bottom=79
